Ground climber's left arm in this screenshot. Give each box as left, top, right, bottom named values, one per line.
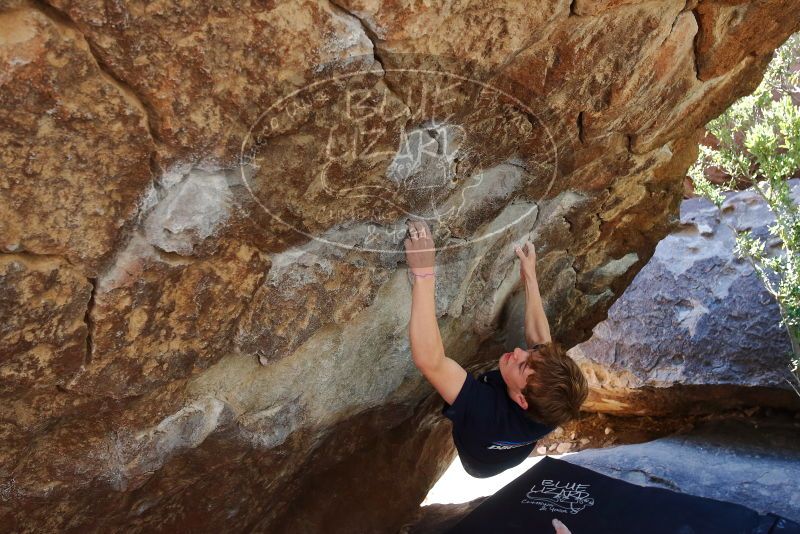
left=406, top=220, right=467, bottom=405
left=515, top=241, right=552, bottom=347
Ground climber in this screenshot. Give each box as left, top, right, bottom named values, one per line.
left=404, top=219, right=588, bottom=478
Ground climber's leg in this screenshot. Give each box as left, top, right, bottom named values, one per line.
left=458, top=455, right=496, bottom=479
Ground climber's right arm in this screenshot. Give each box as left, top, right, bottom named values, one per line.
left=406, top=220, right=467, bottom=405
left=408, top=274, right=467, bottom=405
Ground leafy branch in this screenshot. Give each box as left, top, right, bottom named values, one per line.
left=689, top=33, right=800, bottom=395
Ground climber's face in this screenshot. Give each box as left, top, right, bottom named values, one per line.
left=498, top=347, right=537, bottom=410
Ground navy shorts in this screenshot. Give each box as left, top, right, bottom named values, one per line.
left=459, top=453, right=503, bottom=479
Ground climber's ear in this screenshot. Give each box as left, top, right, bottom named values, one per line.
left=512, top=392, right=528, bottom=411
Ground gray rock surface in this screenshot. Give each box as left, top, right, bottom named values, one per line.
left=565, top=419, right=800, bottom=522
left=568, top=180, right=800, bottom=414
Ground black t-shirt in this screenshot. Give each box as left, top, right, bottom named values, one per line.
left=442, top=369, right=555, bottom=478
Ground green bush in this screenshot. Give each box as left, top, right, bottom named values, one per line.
left=689, top=33, right=800, bottom=395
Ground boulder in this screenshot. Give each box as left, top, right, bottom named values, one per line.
left=568, top=180, right=800, bottom=415
left=0, top=7, right=153, bottom=275
left=565, top=419, right=800, bottom=523
left=1, top=0, right=798, bottom=531
left=399, top=498, right=487, bottom=534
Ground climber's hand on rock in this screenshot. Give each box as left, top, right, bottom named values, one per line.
left=552, top=518, right=572, bottom=534
left=515, top=240, right=537, bottom=281
left=404, top=220, right=435, bottom=275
